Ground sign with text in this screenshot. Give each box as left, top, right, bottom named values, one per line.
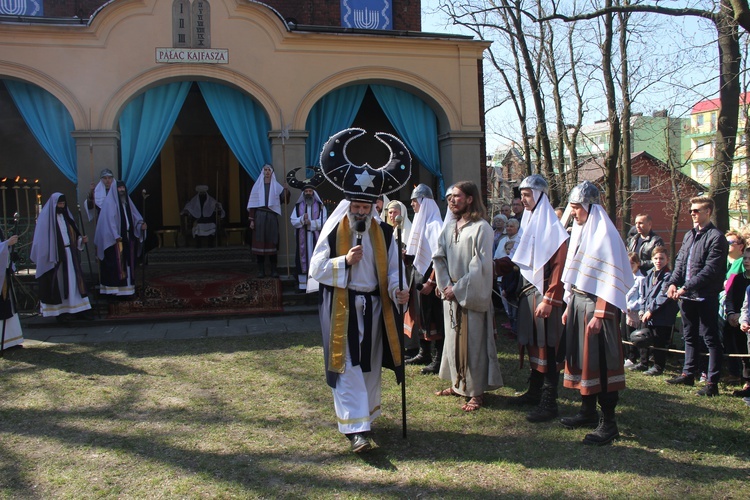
left=156, top=48, right=228, bottom=64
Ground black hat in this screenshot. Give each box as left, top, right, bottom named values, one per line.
left=630, top=328, right=655, bottom=349
left=286, top=166, right=325, bottom=190
left=320, top=128, right=411, bottom=204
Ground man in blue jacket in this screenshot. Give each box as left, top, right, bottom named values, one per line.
left=666, top=196, right=728, bottom=396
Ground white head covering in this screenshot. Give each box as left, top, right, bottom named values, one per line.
left=94, top=184, right=145, bottom=260
left=294, top=187, right=324, bottom=207
left=246, top=165, right=285, bottom=215
left=30, top=193, right=76, bottom=277
left=406, top=197, right=442, bottom=276
left=183, top=190, right=225, bottom=219
left=305, top=198, right=352, bottom=294
left=384, top=200, right=411, bottom=245
left=512, top=191, right=569, bottom=295
left=562, top=203, right=634, bottom=310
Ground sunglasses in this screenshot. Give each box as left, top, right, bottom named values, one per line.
left=689, top=208, right=706, bottom=214
left=728, top=239, right=741, bottom=245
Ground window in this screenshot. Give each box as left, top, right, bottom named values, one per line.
left=695, top=164, right=707, bottom=178
left=696, top=114, right=704, bottom=126
left=631, top=175, right=650, bottom=192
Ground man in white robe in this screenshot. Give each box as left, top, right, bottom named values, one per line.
left=182, top=185, right=225, bottom=246
left=0, top=231, right=22, bottom=349
left=290, top=186, right=327, bottom=292
left=433, top=181, right=503, bottom=412
left=31, top=193, right=92, bottom=319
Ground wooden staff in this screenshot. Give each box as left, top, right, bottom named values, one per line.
left=394, top=214, right=407, bottom=439
left=140, top=189, right=149, bottom=299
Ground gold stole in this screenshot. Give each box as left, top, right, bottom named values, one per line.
left=328, top=216, right=403, bottom=373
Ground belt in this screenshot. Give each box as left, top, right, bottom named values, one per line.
left=571, top=287, right=595, bottom=299
left=520, top=284, right=536, bottom=296
left=351, top=288, right=380, bottom=297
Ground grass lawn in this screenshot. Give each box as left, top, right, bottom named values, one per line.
left=0, top=325, right=748, bottom=498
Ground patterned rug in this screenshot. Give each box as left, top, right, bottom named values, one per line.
left=108, top=267, right=283, bottom=319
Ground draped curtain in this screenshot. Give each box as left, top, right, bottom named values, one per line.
left=305, top=85, right=367, bottom=166
left=197, top=81, right=272, bottom=181
left=119, top=81, right=191, bottom=189
left=4, top=80, right=78, bottom=183
left=370, top=84, right=444, bottom=196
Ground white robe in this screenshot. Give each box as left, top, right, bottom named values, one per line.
left=0, top=239, right=22, bottom=349
left=309, top=219, right=404, bottom=435
left=290, top=199, right=327, bottom=290
left=433, top=217, right=503, bottom=397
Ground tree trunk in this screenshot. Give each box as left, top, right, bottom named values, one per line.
left=618, top=8, right=633, bottom=239
left=601, top=3, right=622, bottom=220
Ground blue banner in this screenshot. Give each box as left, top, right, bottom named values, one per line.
left=341, top=0, right=391, bottom=30
left=0, top=0, right=43, bottom=16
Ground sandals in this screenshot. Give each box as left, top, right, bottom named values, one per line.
left=461, top=395, right=483, bottom=412
left=435, top=387, right=459, bottom=396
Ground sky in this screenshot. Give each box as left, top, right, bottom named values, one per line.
left=420, top=0, right=723, bottom=155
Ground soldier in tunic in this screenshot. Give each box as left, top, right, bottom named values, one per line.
left=31, top=193, right=92, bottom=318
left=561, top=181, right=633, bottom=446
left=433, top=181, right=503, bottom=412
left=94, top=181, right=147, bottom=297
left=498, top=174, right=569, bottom=423
left=247, top=164, right=290, bottom=278
left=181, top=185, right=225, bottom=247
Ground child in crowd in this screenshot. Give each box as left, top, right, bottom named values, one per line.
left=639, top=246, right=679, bottom=376
left=500, top=239, right=521, bottom=336
left=624, top=252, right=646, bottom=370
left=732, top=247, right=750, bottom=397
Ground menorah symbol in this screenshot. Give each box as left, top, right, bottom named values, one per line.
left=0, top=0, right=40, bottom=16
left=353, top=8, right=380, bottom=30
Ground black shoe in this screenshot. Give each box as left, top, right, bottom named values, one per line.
left=507, top=390, right=542, bottom=406
left=732, top=385, right=750, bottom=397
left=271, top=270, right=280, bottom=278
left=643, top=366, right=663, bottom=376
left=696, top=383, right=719, bottom=397
left=627, top=362, right=648, bottom=372
left=257, top=270, right=266, bottom=278
left=526, top=404, right=558, bottom=423
left=348, top=433, right=371, bottom=453
left=405, top=352, right=431, bottom=366
left=582, top=417, right=619, bottom=446
left=560, top=411, right=600, bottom=429
left=666, top=374, right=694, bottom=386
left=421, top=358, right=440, bottom=374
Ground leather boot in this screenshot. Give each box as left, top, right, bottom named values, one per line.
left=526, top=382, right=558, bottom=422
left=406, top=339, right=432, bottom=365
left=560, top=394, right=599, bottom=429
left=583, top=392, right=620, bottom=445
left=507, top=369, right=544, bottom=406
left=421, top=338, right=443, bottom=374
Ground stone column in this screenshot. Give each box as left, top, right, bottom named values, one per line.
left=438, top=130, right=485, bottom=192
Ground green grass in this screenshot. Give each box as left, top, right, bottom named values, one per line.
left=0, top=328, right=748, bottom=498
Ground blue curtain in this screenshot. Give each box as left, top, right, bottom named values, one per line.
left=4, top=80, right=78, bottom=183
left=197, top=82, right=271, bottom=180
left=119, top=82, right=191, bottom=189
left=370, top=84, right=444, bottom=196
left=305, top=85, right=367, bottom=166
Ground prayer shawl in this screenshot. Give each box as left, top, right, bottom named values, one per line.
left=562, top=204, right=634, bottom=311
left=30, top=193, right=80, bottom=277
left=406, top=197, right=443, bottom=276
left=247, top=171, right=285, bottom=215
left=384, top=200, right=412, bottom=245
left=513, top=191, right=569, bottom=296
left=291, top=191, right=326, bottom=275
left=94, top=187, right=145, bottom=261
left=85, top=179, right=114, bottom=221
left=183, top=193, right=225, bottom=219
left=326, top=215, right=402, bottom=374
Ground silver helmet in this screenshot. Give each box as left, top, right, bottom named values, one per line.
left=410, top=183, right=434, bottom=200
left=519, top=174, right=548, bottom=195
left=568, top=181, right=600, bottom=205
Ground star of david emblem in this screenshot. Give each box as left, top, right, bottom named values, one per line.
left=353, top=171, right=377, bottom=191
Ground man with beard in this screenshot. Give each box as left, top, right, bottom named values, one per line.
left=85, top=168, right=115, bottom=221
left=181, top=185, right=225, bottom=247
left=561, top=181, right=633, bottom=445
left=31, top=193, right=92, bottom=319
left=496, top=175, right=569, bottom=423
left=94, top=181, right=147, bottom=297
left=433, top=181, right=503, bottom=412
left=404, top=183, right=445, bottom=374
left=289, top=175, right=327, bottom=292
left=307, top=128, right=411, bottom=453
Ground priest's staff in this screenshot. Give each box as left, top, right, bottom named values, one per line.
left=75, top=199, right=100, bottom=319
left=140, top=189, right=150, bottom=300
left=279, top=122, right=291, bottom=278
left=394, top=214, right=407, bottom=439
